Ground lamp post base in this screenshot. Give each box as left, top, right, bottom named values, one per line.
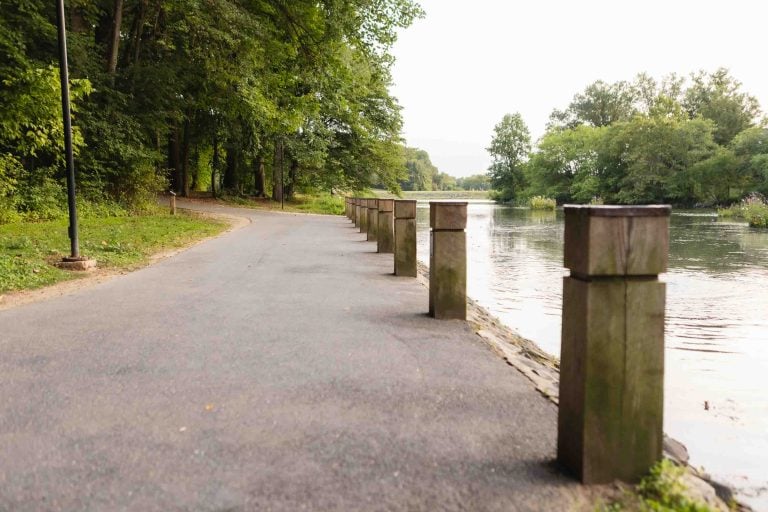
left=57, top=257, right=97, bottom=271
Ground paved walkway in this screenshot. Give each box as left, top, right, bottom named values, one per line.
left=0, top=201, right=594, bottom=511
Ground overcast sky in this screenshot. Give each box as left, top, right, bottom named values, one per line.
left=390, top=0, right=768, bottom=178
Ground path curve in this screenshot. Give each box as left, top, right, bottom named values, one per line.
left=0, top=200, right=596, bottom=511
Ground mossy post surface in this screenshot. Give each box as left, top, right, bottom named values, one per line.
left=359, top=200, right=368, bottom=233
left=394, top=200, right=417, bottom=277
left=558, top=205, right=670, bottom=484
left=367, top=199, right=379, bottom=242
left=377, top=199, right=394, bottom=253
left=428, top=202, right=467, bottom=320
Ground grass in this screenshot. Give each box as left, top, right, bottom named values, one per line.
left=528, top=195, right=557, bottom=210
left=0, top=211, right=228, bottom=294
left=598, top=460, right=718, bottom=512
left=717, top=194, right=768, bottom=228
left=216, top=192, right=347, bottom=215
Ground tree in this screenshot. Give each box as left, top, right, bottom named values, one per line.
left=487, top=113, right=531, bottom=202
left=525, top=125, right=604, bottom=203
left=401, top=147, right=437, bottom=191
left=683, top=68, right=762, bottom=145
left=456, top=174, right=490, bottom=191
left=549, top=80, right=638, bottom=129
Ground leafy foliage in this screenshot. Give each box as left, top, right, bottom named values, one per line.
left=0, top=0, right=423, bottom=223
left=509, top=70, right=766, bottom=206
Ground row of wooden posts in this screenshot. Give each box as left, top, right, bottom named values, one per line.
left=345, top=197, right=469, bottom=319
left=344, top=197, right=671, bottom=485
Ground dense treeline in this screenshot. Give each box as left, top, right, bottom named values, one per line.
left=0, top=0, right=423, bottom=222
left=489, top=70, right=768, bottom=206
left=399, top=146, right=488, bottom=191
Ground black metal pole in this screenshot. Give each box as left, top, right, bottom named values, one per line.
left=56, top=0, right=80, bottom=259
left=280, top=139, right=284, bottom=210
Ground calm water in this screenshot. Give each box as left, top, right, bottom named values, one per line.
left=415, top=202, right=768, bottom=509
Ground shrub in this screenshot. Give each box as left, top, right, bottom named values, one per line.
left=528, top=195, right=556, bottom=210
left=717, top=193, right=768, bottom=228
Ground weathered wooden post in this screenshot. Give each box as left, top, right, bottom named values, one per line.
left=359, top=199, right=369, bottom=234
left=354, top=198, right=361, bottom=228
left=367, top=199, right=379, bottom=242
left=170, top=191, right=176, bottom=215
left=429, top=202, right=467, bottom=320
left=394, top=200, right=417, bottom=277
left=377, top=199, right=395, bottom=253
left=558, top=205, right=670, bottom=484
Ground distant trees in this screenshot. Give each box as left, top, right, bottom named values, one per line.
left=489, top=69, right=767, bottom=206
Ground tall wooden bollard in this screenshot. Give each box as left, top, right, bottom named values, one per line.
left=558, top=205, right=670, bottom=484
left=367, top=199, right=379, bottom=242
left=359, top=199, right=369, bottom=234
left=354, top=198, right=361, bottom=228
left=394, top=200, right=417, bottom=277
left=170, top=191, right=176, bottom=215
left=429, top=202, right=467, bottom=320
left=377, top=199, right=394, bottom=253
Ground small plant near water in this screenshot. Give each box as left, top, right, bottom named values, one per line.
left=717, top=193, right=768, bottom=228
left=528, top=195, right=557, bottom=210
left=598, top=460, right=717, bottom=512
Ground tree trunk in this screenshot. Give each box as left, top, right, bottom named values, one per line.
left=285, top=158, right=298, bottom=200
left=211, top=132, right=219, bottom=198
left=106, top=0, right=124, bottom=74
left=254, top=154, right=265, bottom=197
left=272, top=139, right=283, bottom=202
left=181, top=118, right=191, bottom=197
left=223, top=145, right=237, bottom=192
left=168, top=127, right=181, bottom=194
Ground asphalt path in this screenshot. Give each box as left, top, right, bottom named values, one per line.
left=0, top=201, right=593, bottom=511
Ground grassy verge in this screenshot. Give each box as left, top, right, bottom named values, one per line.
left=217, top=192, right=347, bottom=215
left=599, top=460, right=724, bottom=512
left=0, top=211, right=228, bottom=294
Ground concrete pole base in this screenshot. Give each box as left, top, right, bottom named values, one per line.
left=57, top=257, right=97, bottom=271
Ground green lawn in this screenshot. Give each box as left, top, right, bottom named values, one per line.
left=0, top=212, right=228, bottom=294
left=216, top=192, right=348, bottom=215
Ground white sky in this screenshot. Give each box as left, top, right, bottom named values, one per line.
left=390, top=0, right=768, bottom=178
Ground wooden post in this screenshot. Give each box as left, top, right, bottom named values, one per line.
left=377, top=199, right=394, bottom=253
left=429, top=202, right=467, bottom=320
left=345, top=198, right=350, bottom=219
left=359, top=199, right=368, bottom=234
left=558, top=205, right=670, bottom=484
left=367, top=199, right=379, bottom=242
left=354, top=198, right=361, bottom=228
left=394, top=200, right=417, bottom=277
left=170, top=191, right=176, bottom=215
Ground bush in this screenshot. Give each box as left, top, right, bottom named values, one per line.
left=717, top=193, right=768, bottom=228
left=528, top=195, right=556, bottom=210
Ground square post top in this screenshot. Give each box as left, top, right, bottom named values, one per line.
left=430, top=202, right=467, bottom=230
left=564, top=205, right=671, bottom=276
left=394, top=199, right=417, bottom=219
left=368, top=198, right=379, bottom=210
left=377, top=199, right=394, bottom=212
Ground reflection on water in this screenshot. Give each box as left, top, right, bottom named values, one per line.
left=416, top=203, right=768, bottom=509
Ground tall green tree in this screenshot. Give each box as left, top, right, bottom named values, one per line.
left=487, top=113, right=531, bottom=202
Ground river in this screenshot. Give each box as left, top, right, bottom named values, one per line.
left=414, top=201, right=768, bottom=509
